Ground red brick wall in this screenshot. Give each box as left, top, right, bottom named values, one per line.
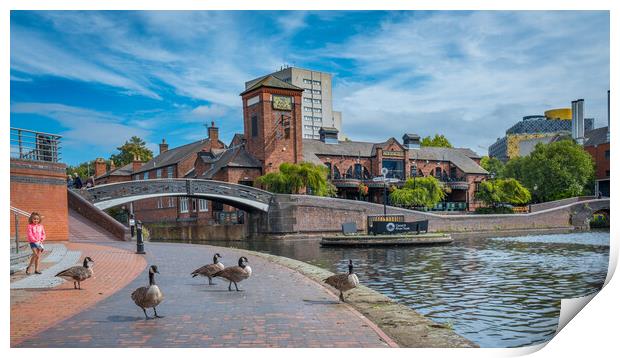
left=585, top=143, right=610, bottom=180
left=10, top=159, right=69, bottom=241
left=243, top=88, right=304, bottom=173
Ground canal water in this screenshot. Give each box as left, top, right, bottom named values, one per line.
left=154, top=231, right=609, bottom=348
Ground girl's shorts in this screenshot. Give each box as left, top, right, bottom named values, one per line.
left=29, top=242, right=44, bottom=250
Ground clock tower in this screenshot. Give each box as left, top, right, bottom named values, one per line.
left=240, top=75, right=304, bottom=173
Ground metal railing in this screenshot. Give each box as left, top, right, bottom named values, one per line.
left=10, top=206, right=31, bottom=254
left=10, top=127, right=62, bottom=162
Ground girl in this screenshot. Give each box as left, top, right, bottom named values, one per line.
left=26, top=212, right=46, bottom=275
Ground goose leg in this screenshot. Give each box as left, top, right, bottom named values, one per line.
left=153, top=307, right=163, bottom=318
left=142, top=308, right=150, bottom=320
left=228, top=281, right=232, bottom=291
left=74, top=282, right=77, bottom=289
left=234, top=282, right=240, bottom=292
left=339, top=291, right=345, bottom=302
left=78, top=281, right=82, bottom=290
left=208, top=277, right=215, bottom=285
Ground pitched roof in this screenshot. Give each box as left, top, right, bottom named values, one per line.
left=94, top=162, right=134, bottom=180
left=584, top=126, right=609, bottom=146
left=134, top=139, right=217, bottom=174
left=453, top=147, right=482, bottom=159
left=240, top=75, right=303, bottom=96
left=302, top=139, right=488, bottom=175
left=198, top=146, right=262, bottom=179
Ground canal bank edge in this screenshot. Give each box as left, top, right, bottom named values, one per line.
left=222, top=246, right=478, bottom=348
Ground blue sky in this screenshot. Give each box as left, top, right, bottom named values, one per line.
left=10, top=11, right=609, bottom=165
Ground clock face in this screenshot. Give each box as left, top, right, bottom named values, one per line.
left=272, top=95, right=293, bottom=111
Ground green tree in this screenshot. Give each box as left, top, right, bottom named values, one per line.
left=501, top=140, right=594, bottom=202
left=480, top=156, right=504, bottom=178
left=66, top=160, right=95, bottom=179
left=421, top=134, right=452, bottom=148
left=256, top=162, right=332, bottom=196
left=109, top=136, right=153, bottom=167
left=476, top=178, right=531, bottom=207
left=389, top=176, right=446, bottom=209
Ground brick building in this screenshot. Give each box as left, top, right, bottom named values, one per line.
left=583, top=126, right=610, bottom=197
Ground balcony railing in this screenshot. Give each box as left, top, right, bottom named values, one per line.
left=10, top=127, right=62, bottom=163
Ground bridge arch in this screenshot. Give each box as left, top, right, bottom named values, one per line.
left=78, top=179, right=274, bottom=212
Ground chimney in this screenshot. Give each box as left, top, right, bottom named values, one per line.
left=94, top=158, right=107, bottom=177
left=208, top=121, right=220, bottom=148
left=319, top=127, right=339, bottom=144
left=109, top=159, right=116, bottom=171
left=571, top=100, right=585, bottom=144
left=159, top=138, right=169, bottom=154
left=403, top=133, right=421, bottom=149
left=132, top=154, right=144, bottom=172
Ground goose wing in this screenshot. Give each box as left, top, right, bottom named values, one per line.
left=213, top=266, right=249, bottom=282
left=56, top=266, right=90, bottom=280
left=131, top=286, right=149, bottom=307
left=191, top=263, right=223, bottom=277
left=323, top=273, right=349, bottom=290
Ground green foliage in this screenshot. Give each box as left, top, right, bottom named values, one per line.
left=475, top=178, right=531, bottom=207
left=109, top=136, right=153, bottom=167
left=256, top=162, right=332, bottom=196
left=590, top=213, right=609, bottom=228
left=421, top=134, right=452, bottom=148
left=389, top=176, right=446, bottom=209
left=480, top=156, right=504, bottom=178
left=501, top=140, right=594, bottom=202
left=66, top=161, right=94, bottom=179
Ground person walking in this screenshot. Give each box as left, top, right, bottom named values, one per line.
left=85, top=175, right=95, bottom=188
left=73, top=173, right=83, bottom=189
left=66, top=174, right=74, bottom=188
left=25, top=212, right=46, bottom=275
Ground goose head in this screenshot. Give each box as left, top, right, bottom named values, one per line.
left=149, top=265, right=160, bottom=274
left=348, top=259, right=354, bottom=275
left=213, top=253, right=222, bottom=264
left=238, top=256, right=249, bottom=268
left=83, top=257, right=94, bottom=268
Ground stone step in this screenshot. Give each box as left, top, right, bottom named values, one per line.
left=11, top=245, right=82, bottom=289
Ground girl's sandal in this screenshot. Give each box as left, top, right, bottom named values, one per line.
left=25, top=267, right=32, bottom=275
left=35, top=271, right=42, bottom=274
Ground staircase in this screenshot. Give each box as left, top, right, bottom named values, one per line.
left=68, top=209, right=119, bottom=242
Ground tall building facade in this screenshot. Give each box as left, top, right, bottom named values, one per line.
left=246, top=66, right=343, bottom=140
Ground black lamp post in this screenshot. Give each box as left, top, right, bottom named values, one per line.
left=136, top=220, right=145, bottom=254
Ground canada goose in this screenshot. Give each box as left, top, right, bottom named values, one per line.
left=191, top=253, right=224, bottom=285
left=323, top=259, right=359, bottom=302
left=212, top=256, right=252, bottom=291
left=55, top=257, right=95, bottom=289
left=131, top=265, right=164, bottom=319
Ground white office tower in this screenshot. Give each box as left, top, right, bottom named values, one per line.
left=571, top=99, right=585, bottom=145
left=246, top=66, right=344, bottom=140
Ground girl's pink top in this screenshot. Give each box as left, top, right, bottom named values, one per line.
left=27, top=224, right=46, bottom=243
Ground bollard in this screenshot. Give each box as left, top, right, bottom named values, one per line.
left=129, top=216, right=135, bottom=238
left=136, top=220, right=145, bottom=254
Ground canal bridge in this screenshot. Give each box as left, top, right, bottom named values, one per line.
left=79, top=179, right=274, bottom=212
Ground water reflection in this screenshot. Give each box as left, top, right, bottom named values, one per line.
left=153, top=231, right=609, bottom=347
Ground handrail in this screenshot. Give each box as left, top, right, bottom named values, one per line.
left=10, top=206, right=32, bottom=254
left=10, top=127, right=62, bottom=163
left=11, top=206, right=31, bottom=217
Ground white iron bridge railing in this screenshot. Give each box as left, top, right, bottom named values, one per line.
left=10, top=127, right=62, bottom=163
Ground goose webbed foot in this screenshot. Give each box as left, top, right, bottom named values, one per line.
left=228, top=281, right=233, bottom=291
left=142, top=308, right=150, bottom=320
left=73, top=282, right=77, bottom=289
left=339, top=292, right=345, bottom=302
left=153, top=308, right=164, bottom=319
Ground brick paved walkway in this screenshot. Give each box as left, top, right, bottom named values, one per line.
left=15, top=242, right=396, bottom=348
left=11, top=242, right=147, bottom=346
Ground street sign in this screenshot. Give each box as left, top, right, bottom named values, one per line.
left=381, top=168, right=389, bottom=176
left=372, top=176, right=386, bottom=182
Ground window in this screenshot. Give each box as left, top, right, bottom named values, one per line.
left=143, top=172, right=148, bottom=180
left=303, top=79, right=312, bottom=84
left=605, top=150, right=610, bottom=160
left=312, top=89, right=322, bottom=95
left=304, top=134, right=313, bottom=139
left=434, top=167, right=442, bottom=179
left=212, top=202, right=224, bottom=211
left=304, top=97, right=312, bottom=103
left=313, top=99, right=321, bottom=104
left=304, top=106, right=313, bottom=112
left=156, top=198, right=163, bottom=209
left=134, top=174, right=139, bottom=180
left=313, top=108, right=322, bottom=113
left=192, top=199, right=197, bottom=211
left=251, top=115, right=258, bottom=137
left=313, top=80, right=321, bottom=86
left=168, top=197, right=175, bottom=208
left=304, top=125, right=313, bottom=130
left=156, top=169, right=162, bottom=178
left=304, top=116, right=313, bottom=121
left=179, top=197, right=189, bottom=213
left=198, top=199, right=209, bottom=212
left=382, top=159, right=404, bottom=180
left=313, top=125, right=321, bottom=130
left=167, top=166, right=174, bottom=178
left=325, top=162, right=332, bottom=178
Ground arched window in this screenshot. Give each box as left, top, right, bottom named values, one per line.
left=333, top=166, right=341, bottom=179
left=324, top=162, right=332, bottom=178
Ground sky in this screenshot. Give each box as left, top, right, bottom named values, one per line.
left=10, top=10, right=610, bottom=165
